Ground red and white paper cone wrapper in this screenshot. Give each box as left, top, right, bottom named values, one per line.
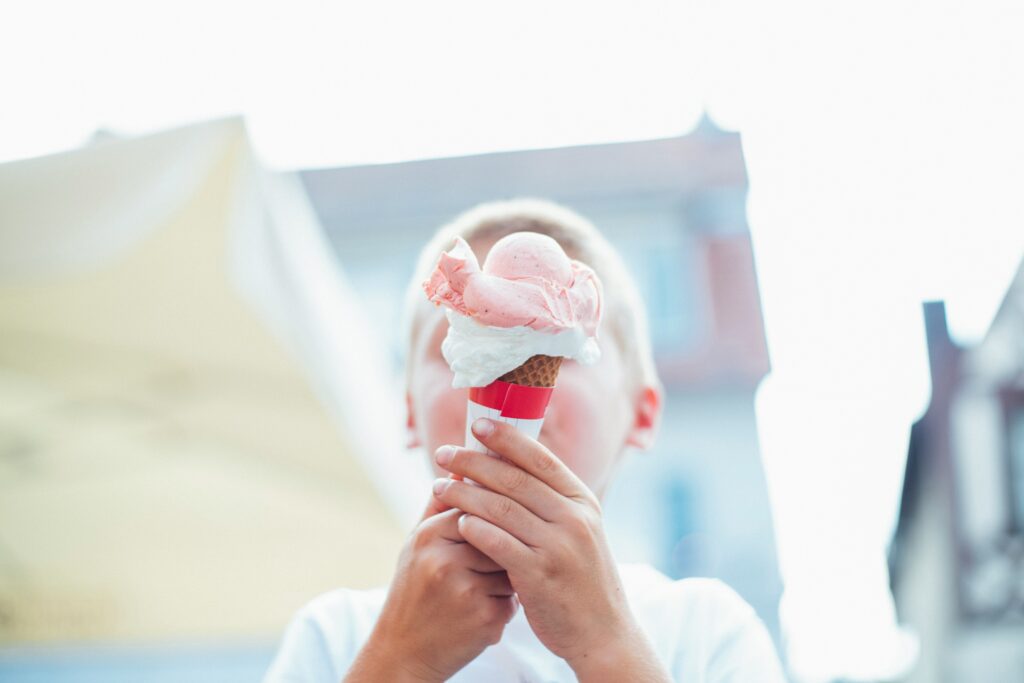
left=464, top=380, right=554, bottom=456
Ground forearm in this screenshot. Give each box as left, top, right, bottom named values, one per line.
left=569, top=626, right=672, bottom=683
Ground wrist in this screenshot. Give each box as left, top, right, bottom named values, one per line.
left=348, top=630, right=445, bottom=683
left=567, top=621, right=665, bottom=683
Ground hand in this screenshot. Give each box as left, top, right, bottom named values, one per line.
left=431, top=418, right=667, bottom=680
left=346, top=491, right=519, bottom=682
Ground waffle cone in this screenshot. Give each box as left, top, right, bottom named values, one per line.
left=498, top=354, right=563, bottom=388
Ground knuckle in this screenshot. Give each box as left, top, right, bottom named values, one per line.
left=566, top=515, right=588, bottom=537
left=423, top=550, right=454, bottom=581
left=445, top=448, right=462, bottom=470
left=453, top=448, right=473, bottom=470
left=456, top=578, right=476, bottom=600
left=410, top=524, right=434, bottom=551
left=533, top=450, right=556, bottom=473
left=500, top=466, right=530, bottom=492
left=437, top=559, right=456, bottom=580
left=489, top=495, right=516, bottom=519
left=485, top=531, right=508, bottom=556
left=569, top=507, right=600, bottom=538
left=439, top=480, right=460, bottom=503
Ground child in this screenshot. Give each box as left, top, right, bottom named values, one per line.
left=265, top=199, right=785, bottom=682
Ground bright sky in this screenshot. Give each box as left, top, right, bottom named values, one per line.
left=1, top=0, right=705, bottom=169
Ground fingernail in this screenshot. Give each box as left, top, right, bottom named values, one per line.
left=435, top=445, right=455, bottom=465
left=472, top=418, right=494, bottom=438
left=432, top=478, right=450, bottom=496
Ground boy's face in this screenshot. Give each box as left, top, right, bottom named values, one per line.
left=407, top=240, right=654, bottom=499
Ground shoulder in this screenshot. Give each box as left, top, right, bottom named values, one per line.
left=297, top=585, right=388, bottom=637
left=621, top=563, right=752, bottom=618
left=666, top=576, right=759, bottom=627
left=620, top=565, right=786, bottom=682
left=263, top=587, right=387, bottom=683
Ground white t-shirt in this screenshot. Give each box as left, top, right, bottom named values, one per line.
left=264, top=563, right=786, bottom=682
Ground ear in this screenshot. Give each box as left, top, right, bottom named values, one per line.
left=624, top=385, right=662, bottom=451
left=405, top=391, right=422, bottom=449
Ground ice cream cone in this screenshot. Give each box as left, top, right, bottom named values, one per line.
left=422, top=231, right=602, bottom=457
left=498, top=354, right=563, bottom=388
left=463, top=366, right=558, bottom=455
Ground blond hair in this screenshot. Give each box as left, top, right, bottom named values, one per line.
left=403, top=198, right=660, bottom=391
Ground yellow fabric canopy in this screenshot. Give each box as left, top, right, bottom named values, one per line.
left=0, top=119, right=404, bottom=643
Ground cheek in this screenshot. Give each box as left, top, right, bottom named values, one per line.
left=540, top=369, right=629, bottom=490
left=425, top=387, right=466, bottom=451
left=412, top=361, right=467, bottom=466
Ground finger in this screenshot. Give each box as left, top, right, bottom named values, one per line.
left=418, top=507, right=465, bottom=543
left=470, top=418, right=592, bottom=502
left=419, top=475, right=458, bottom=522
left=458, top=513, right=533, bottom=574
left=435, top=446, right=562, bottom=522
left=448, top=540, right=504, bottom=573
left=492, top=594, right=519, bottom=624
left=474, top=569, right=514, bottom=597
left=434, top=478, right=546, bottom=546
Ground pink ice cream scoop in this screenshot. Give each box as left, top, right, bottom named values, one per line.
left=423, top=232, right=602, bottom=335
